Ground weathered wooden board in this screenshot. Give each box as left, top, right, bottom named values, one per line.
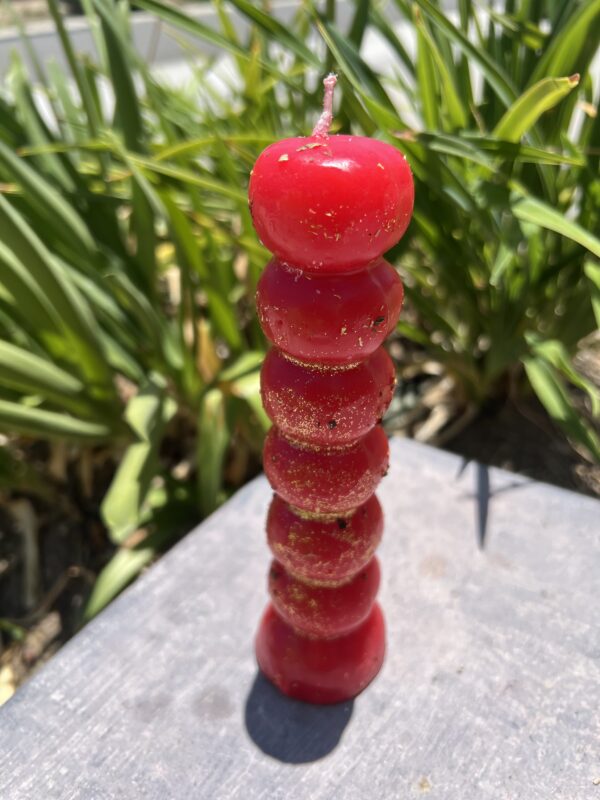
left=1, top=439, right=599, bottom=799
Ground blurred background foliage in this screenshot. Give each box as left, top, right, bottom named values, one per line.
left=0, top=0, right=598, bottom=634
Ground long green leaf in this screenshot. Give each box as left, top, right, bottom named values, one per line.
left=349, top=0, right=370, bottom=48
left=0, top=241, right=62, bottom=341
left=84, top=482, right=194, bottom=620
left=197, top=388, right=229, bottom=517
left=129, top=155, right=247, bottom=202
left=46, top=0, right=101, bottom=137
left=0, top=400, right=113, bottom=442
left=0, top=341, right=83, bottom=397
left=92, top=0, right=143, bottom=151
left=413, top=131, right=584, bottom=167
left=461, top=135, right=584, bottom=166
left=584, top=261, right=600, bottom=329
left=414, top=8, right=468, bottom=130
left=93, top=1, right=157, bottom=281
left=411, top=0, right=517, bottom=107
left=130, top=0, right=256, bottom=59
left=0, top=193, right=112, bottom=388
left=526, top=334, right=600, bottom=416
left=129, top=0, right=305, bottom=91
left=0, top=140, right=96, bottom=259
left=415, top=9, right=439, bottom=131
left=530, top=0, right=600, bottom=84
left=9, top=54, right=75, bottom=191
left=523, top=357, right=600, bottom=462
left=493, top=75, right=579, bottom=142
left=512, top=194, right=600, bottom=258
left=227, top=0, right=319, bottom=67
left=314, top=18, right=403, bottom=130
left=161, top=193, right=208, bottom=281
left=83, top=530, right=162, bottom=621
left=204, top=289, right=243, bottom=351
left=101, top=377, right=177, bottom=544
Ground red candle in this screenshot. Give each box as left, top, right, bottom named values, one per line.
left=250, top=75, right=414, bottom=704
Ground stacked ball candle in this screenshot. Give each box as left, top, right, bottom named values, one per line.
left=249, top=75, right=414, bottom=704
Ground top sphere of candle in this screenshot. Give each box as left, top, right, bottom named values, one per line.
left=249, top=134, right=414, bottom=273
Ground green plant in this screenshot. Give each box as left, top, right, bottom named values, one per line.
left=129, top=0, right=600, bottom=454
left=0, top=0, right=283, bottom=616
left=317, top=0, right=600, bottom=455
left=0, top=0, right=598, bottom=618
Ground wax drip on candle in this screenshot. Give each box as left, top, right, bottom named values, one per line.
left=312, top=73, right=338, bottom=139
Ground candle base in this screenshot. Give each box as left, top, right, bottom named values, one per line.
left=255, top=603, right=385, bottom=705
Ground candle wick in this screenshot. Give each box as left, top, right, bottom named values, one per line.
left=312, top=73, right=337, bottom=139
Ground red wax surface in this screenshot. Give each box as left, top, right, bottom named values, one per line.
left=257, top=257, right=403, bottom=367
left=261, top=347, right=395, bottom=447
left=269, top=557, right=380, bottom=638
left=263, top=425, right=389, bottom=514
left=249, top=135, right=414, bottom=272
left=256, top=602, right=386, bottom=704
left=267, top=493, right=384, bottom=585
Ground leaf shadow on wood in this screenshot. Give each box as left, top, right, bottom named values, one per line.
left=244, top=672, right=354, bottom=763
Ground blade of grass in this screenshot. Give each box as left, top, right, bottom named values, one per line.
left=412, top=131, right=584, bottom=167
left=0, top=340, right=84, bottom=398
left=349, top=0, right=370, bottom=48
left=83, top=537, right=158, bottom=620
left=101, top=376, right=177, bottom=544
left=227, top=0, right=320, bottom=68
left=493, top=74, right=580, bottom=142
left=92, top=1, right=157, bottom=281
left=0, top=241, right=63, bottom=342
left=530, top=0, right=600, bottom=85
left=414, top=7, right=468, bottom=130
left=526, top=334, right=600, bottom=416
left=46, top=0, right=101, bottom=137
left=197, top=388, right=229, bottom=516
left=9, top=54, right=75, bottom=191
left=415, top=8, right=439, bottom=131
left=0, top=400, right=115, bottom=442
left=130, top=0, right=305, bottom=90
left=523, top=357, right=600, bottom=462
left=0, top=193, right=113, bottom=389
left=0, top=140, right=97, bottom=260
left=92, top=0, right=143, bottom=151
left=84, top=479, right=195, bottom=620
left=314, top=14, right=400, bottom=120
left=512, top=193, right=600, bottom=259
left=129, top=155, right=247, bottom=202
left=411, top=0, right=517, bottom=107
left=584, top=261, right=600, bottom=329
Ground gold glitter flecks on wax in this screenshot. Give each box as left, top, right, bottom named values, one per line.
left=296, top=142, right=327, bottom=152
left=292, top=573, right=355, bottom=589
left=279, top=350, right=361, bottom=372
left=280, top=434, right=339, bottom=454
left=287, top=503, right=356, bottom=522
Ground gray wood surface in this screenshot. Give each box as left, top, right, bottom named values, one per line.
left=1, top=439, right=599, bottom=799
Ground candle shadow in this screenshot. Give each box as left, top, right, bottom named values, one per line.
left=244, top=672, right=354, bottom=763
left=456, top=458, right=533, bottom=549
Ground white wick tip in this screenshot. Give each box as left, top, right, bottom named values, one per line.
left=312, top=73, right=338, bottom=138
